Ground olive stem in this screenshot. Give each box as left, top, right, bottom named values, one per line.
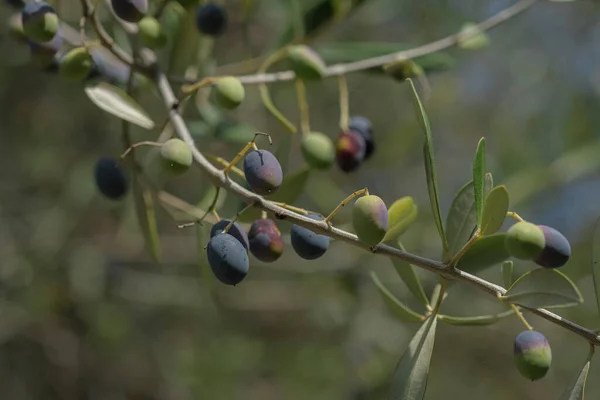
left=177, top=186, right=222, bottom=229
left=507, top=211, right=525, bottom=222
left=338, top=75, right=350, bottom=132
left=222, top=203, right=254, bottom=233
left=222, top=132, right=272, bottom=175
left=295, top=79, right=310, bottom=135
left=272, top=202, right=309, bottom=215
left=324, top=188, right=369, bottom=224
left=205, top=154, right=245, bottom=179
left=431, top=279, right=448, bottom=315
left=448, top=231, right=480, bottom=266
left=121, top=141, right=164, bottom=159
left=511, top=304, right=534, bottom=331
left=180, top=77, right=216, bottom=100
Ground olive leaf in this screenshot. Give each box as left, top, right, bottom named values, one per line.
left=473, top=137, right=486, bottom=229
left=501, top=269, right=583, bottom=309
left=438, top=309, right=514, bottom=326
left=269, top=165, right=311, bottom=204
left=274, top=133, right=293, bottom=175
left=480, top=185, right=509, bottom=235
left=502, top=261, right=514, bottom=289
left=84, top=82, right=155, bottom=129
left=132, top=178, right=161, bottom=262
left=196, top=185, right=227, bottom=213
left=458, top=22, right=491, bottom=50
left=558, top=348, right=594, bottom=400
left=407, top=78, right=448, bottom=254
left=389, top=241, right=429, bottom=306
left=383, top=197, right=418, bottom=242
left=370, top=272, right=425, bottom=323
left=389, top=316, right=438, bottom=400
left=455, top=233, right=510, bottom=274
left=445, top=173, right=493, bottom=259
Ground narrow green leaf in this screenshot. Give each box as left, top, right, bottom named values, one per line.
left=591, top=216, right=600, bottom=316
left=458, top=22, right=491, bottom=50
left=558, top=350, right=593, bottom=400
left=445, top=173, right=493, bottom=259
left=84, top=82, right=155, bottom=129
left=473, top=137, right=486, bottom=229
left=132, top=178, right=161, bottom=262
left=389, top=316, right=438, bottom=400
left=502, top=261, right=514, bottom=289
left=480, top=185, right=509, bottom=235
left=370, top=272, right=425, bottom=323
left=389, top=241, right=429, bottom=306
left=383, top=197, right=418, bottom=242
left=268, top=166, right=311, bottom=204
left=456, top=233, right=510, bottom=274
left=502, top=269, right=583, bottom=309
left=407, top=78, right=447, bottom=253
left=438, top=309, right=514, bottom=326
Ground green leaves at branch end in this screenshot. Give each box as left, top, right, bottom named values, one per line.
left=383, top=197, right=418, bottom=243
left=558, top=348, right=594, bottom=400
left=370, top=272, right=425, bottom=323
left=132, top=178, right=161, bottom=262
left=445, top=173, right=493, bottom=260
left=407, top=78, right=448, bottom=255
left=480, top=185, right=509, bottom=235
left=501, top=269, right=583, bottom=309
left=388, top=316, right=437, bottom=400
left=456, top=233, right=510, bottom=274
left=458, top=23, right=491, bottom=51
left=84, top=82, right=155, bottom=129
left=438, top=309, right=514, bottom=326
left=473, top=137, right=486, bottom=229
left=591, top=216, right=600, bottom=317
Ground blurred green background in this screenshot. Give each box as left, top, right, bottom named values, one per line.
left=2, top=0, right=600, bottom=399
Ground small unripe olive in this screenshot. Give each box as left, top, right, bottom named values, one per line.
left=160, top=139, right=193, bottom=174
left=138, top=16, right=167, bottom=49
left=505, top=221, right=545, bottom=260
left=353, top=195, right=388, bottom=246
left=300, top=132, right=335, bottom=170
left=287, top=45, right=327, bottom=81
left=59, top=47, right=94, bottom=80
left=214, top=76, right=245, bottom=109
left=21, top=1, right=59, bottom=43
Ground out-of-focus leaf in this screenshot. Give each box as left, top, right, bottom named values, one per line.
left=275, top=0, right=370, bottom=47
left=269, top=166, right=311, bottom=204
left=389, top=241, right=429, bottom=306
left=473, top=137, right=486, bottom=229
left=438, top=309, right=514, bottom=326
left=591, top=216, right=600, bottom=316
left=389, top=316, right=437, bottom=400
left=445, top=174, right=493, bottom=260
left=383, top=197, right=418, bottom=242
left=407, top=78, right=447, bottom=254
left=480, top=185, right=509, bottom=235
left=196, top=223, right=215, bottom=292
left=196, top=186, right=227, bottom=213
left=286, top=0, right=305, bottom=39
left=84, top=82, right=155, bottom=129
left=132, top=178, right=161, bottom=262
left=558, top=349, right=593, bottom=400
left=502, top=261, right=514, bottom=289
left=275, top=133, right=293, bottom=175
left=456, top=233, right=510, bottom=274
left=214, top=121, right=257, bottom=145
left=501, top=269, right=583, bottom=309
left=458, top=22, right=491, bottom=50
left=370, top=272, right=425, bottom=323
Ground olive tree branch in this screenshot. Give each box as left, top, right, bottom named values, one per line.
left=153, top=69, right=600, bottom=347
left=170, top=0, right=540, bottom=86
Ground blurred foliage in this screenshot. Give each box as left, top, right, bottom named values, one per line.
left=2, top=0, right=600, bottom=399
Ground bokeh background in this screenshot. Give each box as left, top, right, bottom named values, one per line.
left=1, top=0, right=600, bottom=399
